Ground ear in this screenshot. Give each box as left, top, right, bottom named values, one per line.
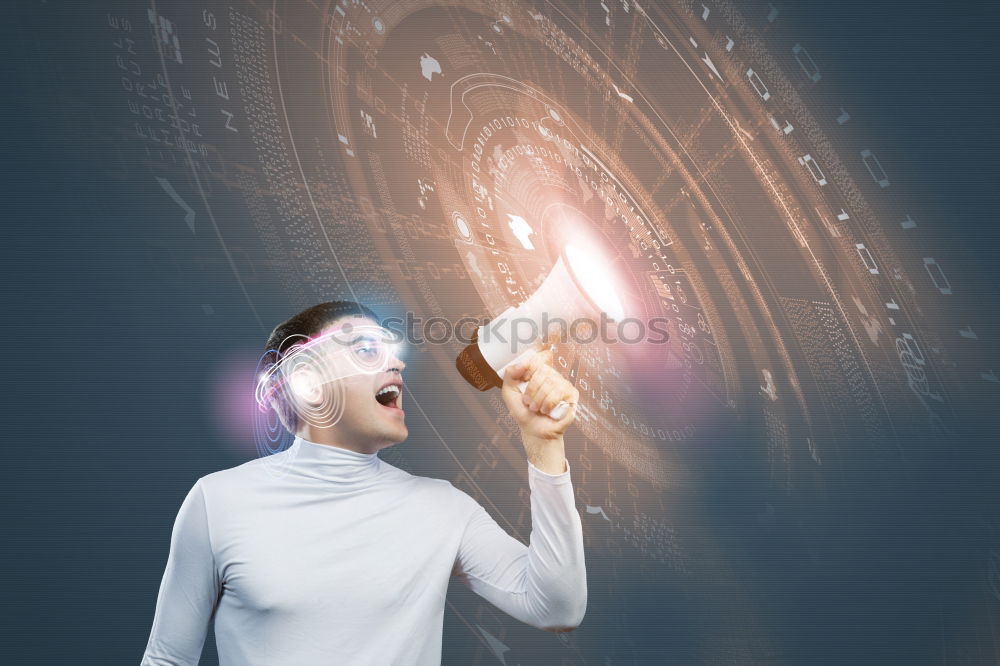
left=288, top=366, right=324, bottom=404
left=265, top=396, right=290, bottom=431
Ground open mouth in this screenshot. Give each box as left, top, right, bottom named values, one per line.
left=374, top=383, right=402, bottom=411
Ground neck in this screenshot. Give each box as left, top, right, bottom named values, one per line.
left=297, top=425, right=381, bottom=455
left=288, top=434, right=383, bottom=485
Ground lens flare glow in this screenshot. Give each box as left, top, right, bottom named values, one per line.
left=564, top=243, right=626, bottom=321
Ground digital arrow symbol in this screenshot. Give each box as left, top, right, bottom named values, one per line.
left=701, top=52, right=723, bottom=80
left=476, top=625, right=510, bottom=665
left=156, top=176, right=196, bottom=234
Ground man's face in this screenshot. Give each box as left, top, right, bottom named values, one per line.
left=295, top=316, right=408, bottom=450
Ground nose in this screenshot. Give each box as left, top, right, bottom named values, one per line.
left=388, top=350, right=405, bottom=374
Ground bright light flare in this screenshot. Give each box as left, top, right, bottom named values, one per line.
left=564, top=242, right=626, bottom=321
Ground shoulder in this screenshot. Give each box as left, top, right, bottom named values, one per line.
left=379, top=462, right=480, bottom=512
left=195, top=450, right=288, bottom=499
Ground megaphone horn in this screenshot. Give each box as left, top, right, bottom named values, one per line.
left=456, top=243, right=624, bottom=420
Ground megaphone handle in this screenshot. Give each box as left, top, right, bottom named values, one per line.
left=500, top=348, right=571, bottom=420
left=515, top=381, right=571, bottom=419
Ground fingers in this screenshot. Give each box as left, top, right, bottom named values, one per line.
left=520, top=362, right=580, bottom=415
left=523, top=371, right=556, bottom=412
left=507, top=347, right=552, bottom=384
left=540, top=380, right=579, bottom=417
left=500, top=376, right=530, bottom=416
left=503, top=344, right=582, bottom=421
left=504, top=325, right=560, bottom=382
left=536, top=380, right=565, bottom=416
left=503, top=354, right=538, bottom=383
left=542, top=400, right=575, bottom=426
left=503, top=360, right=529, bottom=382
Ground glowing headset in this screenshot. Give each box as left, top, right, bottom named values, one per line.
left=255, top=323, right=403, bottom=430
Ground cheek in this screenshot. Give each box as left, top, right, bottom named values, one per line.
left=341, top=378, right=373, bottom=408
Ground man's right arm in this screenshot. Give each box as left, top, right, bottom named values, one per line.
left=141, top=479, right=221, bottom=665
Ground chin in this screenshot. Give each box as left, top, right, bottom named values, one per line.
left=376, top=425, right=408, bottom=447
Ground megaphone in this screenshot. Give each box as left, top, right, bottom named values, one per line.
left=456, top=243, right=625, bottom=419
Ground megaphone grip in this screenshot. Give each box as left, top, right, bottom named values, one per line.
left=515, top=380, right=571, bottom=420
left=499, top=347, right=573, bottom=421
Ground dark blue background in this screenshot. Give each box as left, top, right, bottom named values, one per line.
left=4, top=1, right=999, bottom=663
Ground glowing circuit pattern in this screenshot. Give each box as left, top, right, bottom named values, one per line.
left=103, top=1, right=997, bottom=662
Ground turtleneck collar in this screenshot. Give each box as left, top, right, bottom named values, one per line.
left=286, top=436, right=383, bottom=485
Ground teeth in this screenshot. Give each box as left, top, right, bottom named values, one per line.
left=376, top=385, right=400, bottom=397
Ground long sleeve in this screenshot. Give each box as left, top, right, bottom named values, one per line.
left=452, top=459, right=587, bottom=631
left=141, top=479, right=221, bottom=665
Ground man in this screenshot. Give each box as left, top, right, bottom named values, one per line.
left=141, top=301, right=587, bottom=665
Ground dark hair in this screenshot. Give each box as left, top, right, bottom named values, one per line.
left=263, top=300, right=381, bottom=434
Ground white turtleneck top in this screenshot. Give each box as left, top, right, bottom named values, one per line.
left=140, top=436, right=586, bottom=665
